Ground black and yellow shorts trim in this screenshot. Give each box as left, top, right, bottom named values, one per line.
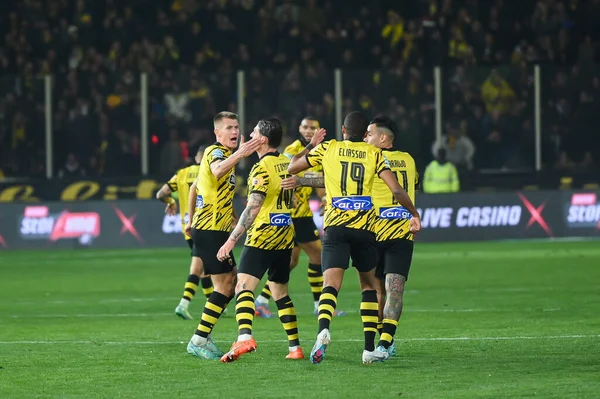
left=375, top=239, right=414, bottom=280
left=238, top=246, right=292, bottom=284
left=191, top=229, right=236, bottom=275
left=292, top=217, right=320, bottom=244
left=322, top=226, right=377, bottom=273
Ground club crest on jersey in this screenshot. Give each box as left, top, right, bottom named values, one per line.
left=270, top=213, right=292, bottom=226
left=379, top=206, right=412, bottom=220
left=331, top=196, right=373, bottom=211
left=196, top=195, right=205, bottom=208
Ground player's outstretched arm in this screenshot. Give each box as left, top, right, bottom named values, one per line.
left=216, top=192, right=266, bottom=261
left=210, top=135, right=266, bottom=179
left=379, top=169, right=421, bottom=233
left=156, top=183, right=177, bottom=215
left=288, top=128, right=327, bottom=174
left=281, top=175, right=325, bottom=189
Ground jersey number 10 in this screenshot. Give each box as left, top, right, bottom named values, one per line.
left=277, top=174, right=294, bottom=209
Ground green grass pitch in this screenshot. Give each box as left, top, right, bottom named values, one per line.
left=1, top=240, right=599, bottom=398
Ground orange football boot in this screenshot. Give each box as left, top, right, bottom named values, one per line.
left=285, top=347, right=305, bottom=360
left=220, top=337, right=258, bottom=363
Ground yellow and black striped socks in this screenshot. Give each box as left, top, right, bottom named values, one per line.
left=236, top=290, right=256, bottom=337
left=182, top=274, right=200, bottom=304
left=307, top=263, right=323, bottom=304
left=200, top=277, right=214, bottom=299
left=275, top=295, right=300, bottom=348
left=378, top=318, right=399, bottom=349
left=194, top=291, right=229, bottom=339
left=257, top=286, right=272, bottom=303
left=317, top=286, right=338, bottom=332
left=377, top=321, right=383, bottom=336
left=360, top=290, right=379, bottom=351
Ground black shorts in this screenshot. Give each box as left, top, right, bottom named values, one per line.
left=293, top=217, right=320, bottom=244
left=238, top=246, right=292, bottom=284
left=375, top=239, right=414, bottom=280
left=321, top=226, right=377, bottom=273
left=191, top=229, right=236, bottom=275
left=186, top=237, right=194, bottom=256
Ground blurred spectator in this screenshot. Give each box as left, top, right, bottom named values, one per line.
left=422, top=148, right=460, bottom=194
left=160, top=128, right=184, bottom=174
left=481, top=69, right=516, bottom=115
left=432, top=121, right=475, bottom=171
left=58, top=153, right=86, bottom=179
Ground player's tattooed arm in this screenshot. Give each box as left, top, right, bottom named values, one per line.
left=228, top=193, right=265, bottom=243
left=156, top=184, right=174, bottom=203
left=383, top=273, right=406, bottom=321
left=296, top=176, right=325, bottom=188
left=281, top=175, right=325, bottom=189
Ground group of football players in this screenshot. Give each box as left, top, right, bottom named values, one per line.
left=156, top=110, right=421, bottom=364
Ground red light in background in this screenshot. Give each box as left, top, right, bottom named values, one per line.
left=152, top=135, right=159, bottom=144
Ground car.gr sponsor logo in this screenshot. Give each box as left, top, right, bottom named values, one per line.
left=270, top=213, right=292, bottom=227
left=196, top=195, right=204, bottom=208
left=331, top=196, right=373, bottom=211
left=379, top=206, right=412, bottom=220
left=566, top=193, right=600, bottom=228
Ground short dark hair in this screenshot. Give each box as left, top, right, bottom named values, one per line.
left=343, top=111, right=369, bottom=140
left=213, top=111, right=238, bottom=127
left=370, top=115, right=397, bottom=135
left=370, top=115, right=397, bottom=141
left=301, top=116, right=318, bottom=123
left=257, top=117, right=284, bottom=148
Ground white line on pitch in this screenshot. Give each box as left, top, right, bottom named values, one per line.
left=5, top=308, right=562, bottom=319
left=0, top=334, right=598, bottom=345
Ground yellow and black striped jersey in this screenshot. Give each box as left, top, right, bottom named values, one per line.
left=306, top=140, right=390, bottom=232
left=284, top=139, right=323, bottom=219
left=192, top=143, right=236, bottom=232
left=167, top=164, right=200, bottom=239
left=245, top=151, right=295, bottom=250
left=372, top=149, right=418, bottom=242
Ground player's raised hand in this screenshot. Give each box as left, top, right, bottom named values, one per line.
left=165, top=201, right=177, bottom=216
left=310, top=128, right=327, bottom=148
left=281, top=176, right=300, bottom=190
left=217, top=239, right=235, bottom=262
left=409, top=215, right=421, bottom=234
left=237, top=134, right=267, bottom=157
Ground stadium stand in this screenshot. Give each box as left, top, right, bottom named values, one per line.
left=0, top=0, right=599, bottom=179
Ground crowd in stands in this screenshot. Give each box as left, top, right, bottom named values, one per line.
left=0, top=0, right=599, bottom=180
